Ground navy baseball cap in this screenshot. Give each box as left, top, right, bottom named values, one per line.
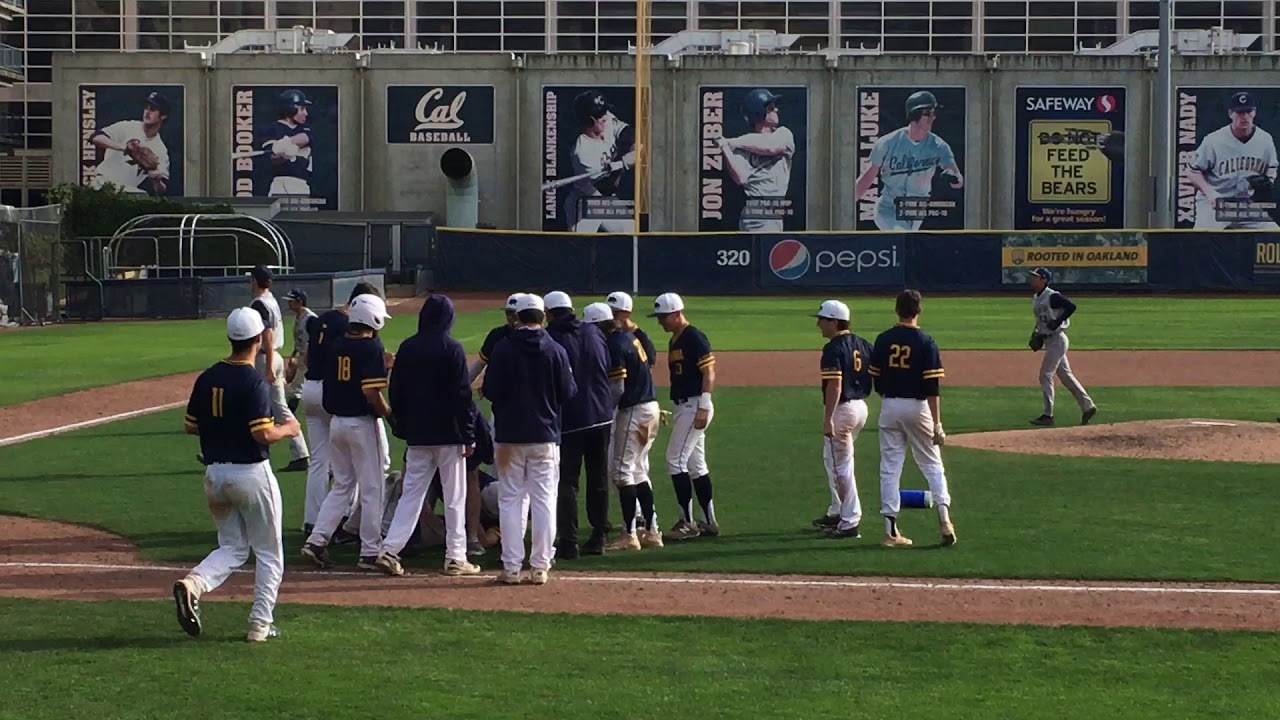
left=145, top=91, right=171, bottom=115
left=284, top=288, right=308, bottom=305
left=1230, top=92, right=1257, bottom=111
left=1032, top=267, right=1053, bottom=282
left=250, top=265, right=273, bottom=284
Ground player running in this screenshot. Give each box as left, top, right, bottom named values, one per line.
left=717, top=88, right=796, bottom=233
left=811, top=300, right=874, bottom=539
left=1186, top=91, right=1280, bottom=229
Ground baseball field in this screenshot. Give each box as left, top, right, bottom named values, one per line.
left=2, top=292, right=1279, bottom=718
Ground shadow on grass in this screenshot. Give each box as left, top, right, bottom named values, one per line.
left=5, top=634, right=244, bottom=652
left=0, top=470, right=190, bottom=483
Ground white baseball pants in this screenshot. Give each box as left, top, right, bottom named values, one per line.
left=823, top=399, right=868, bottom=529
left=878, top=398, right=951, bottom=517
left=185, top=460, right=284, bottom=627
left=306, top=415, right=386, bottom=557
left=496, top=442, right=560, bottom=573
left=666, top=398, right=714, bottom=476
left=256, top=352, right=308, bottom=462
left=381, top=445, right=468, bottom=563
left=610, top=401, right=660, bottom=488
left=338, top=418, right=392, bottom=535
left=1039, top=332, right=1095, bottom=418
left=269, top=176, right=312, bottom=196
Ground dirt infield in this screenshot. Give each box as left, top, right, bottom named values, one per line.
left=2, top=345, right=1279, bottom=629
left=951, top=419, right=1280, bottom=464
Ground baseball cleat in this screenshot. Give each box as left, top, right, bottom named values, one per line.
left=302, top=523, right=314, bottom=536
left=639, top=528, right=665, bottom=548
left=940, top=521, right=958, bottom=547
left=664, top=520, right=702, bottom=541
left=696, top=520, right=720, bottom=537
left=330, top=528, right=360, bottom=546
left=444, top=558, right=482, bottom=576
left=607, top=533, right=642, bottom=551
left=1030, top=415, right=1054, bottom=427
left=356, top=556, right=380, bottom=571
left=882, top=532, right=914, bottom=548
left=812, top=514, right=840, bottom=529
left=1081, top=407, right=1098, bottom=425
left=823, top=524, right=861, bottom=539
left=498, top=569, right=524, bottom=585
left=279, top=458, right=309, bottom=473
left=300, top=543, right=332, bottom=568
left=467, top=540, right=486, bottom=557
left=556, top=542, right=581, bottom=560
left=246, top=622, right=280, bottom=643
left=374, top=551, right=405, bottom=576
left=581, top=532, right=607, bottom=556
left=530, top=568, right=550, bottom=586
left=172, top=578, right=202, bottom=638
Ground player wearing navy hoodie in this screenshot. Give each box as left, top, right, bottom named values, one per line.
left=481, top=294, right=578, bottom=586
left=543, top=291, right=615, bottom=558
left=374, top=294, right=480, bottom=578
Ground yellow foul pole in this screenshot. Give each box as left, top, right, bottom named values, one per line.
left=634, top=0, right=651, bottom=230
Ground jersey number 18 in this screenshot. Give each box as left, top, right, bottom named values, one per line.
left=337, top=356, right=352, bottom=382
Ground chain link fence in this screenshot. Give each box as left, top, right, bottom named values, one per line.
left=0, top=204, right=65, bottom=326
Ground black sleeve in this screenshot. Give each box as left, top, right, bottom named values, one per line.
left=357, top=339, right=389, bottom=391
left=247, top=377, right=274, bottom=434
left=250, top=299, right=271, bottom=329
left=921, top=338, right=945, bottom=397
left=479, top=327, right=502, bottom=362
left=1048, top=294, right=1077, bottom=326
left=184, top=376, right=203, bottom=431
left=638, top=329, right=657, bottom=367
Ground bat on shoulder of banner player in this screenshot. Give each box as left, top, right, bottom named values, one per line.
left=229, top=139, right=303, bottom=161
left=541, top=153, right=636, bottom=191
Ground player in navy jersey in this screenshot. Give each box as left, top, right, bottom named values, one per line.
left=299, top=282, right=389, bottom=538
left=868, top=290, right=956, bottom=548
left=651, top=293, right=720, bottom=541
left=172, top=307, right=301, bottom=643
left=812, top=300, right=875, bottom=539
left=303, top=293, right=393, bottom=570
left=469, top=293, right=526, bottom=384
left=583, top=302, right=665, bottom=551
left=605, top=291, right=657, bottom=367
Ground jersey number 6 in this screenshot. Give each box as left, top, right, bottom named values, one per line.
left=888, top=344, right=911, bottom=369
left=337, top=356, right=352, bottom=382
left=632, top=338, right=648, bottom=364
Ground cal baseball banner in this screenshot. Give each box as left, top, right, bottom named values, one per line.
left=1001, top=232, right=1148, bottom=285
left=1014, top=87, right=1126, bottom=229
left=78, top=84, right=185, bottom=197
left=1175, top=87, right=1280, bottom=229
left=855, top=86, right=967, bottom=231
left=231, top=85, right=340, bottom=211
left=697, top=86, right=808, bottom=232
left=759, top=235, right=905, bottom=289
left=541, top=85, right=636, bottom=233
left=385, top=85, right=495, bottom=144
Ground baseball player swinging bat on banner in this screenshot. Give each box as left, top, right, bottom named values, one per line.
left=717, top=88, right=796, bottom=233
left=264, top=89, right=316, bottom=198
left=854, top=91, right=964, bottom=232
left=563, top=91, right=636, bottom=233
left=1186, top=91, right=1280, bottom=230
left=90, top=91, right=173, bottom=196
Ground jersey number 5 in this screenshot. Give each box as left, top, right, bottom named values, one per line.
left=632, top=338, right=648, bottom=364
left=337, top=356, right=352, bottom=382
left=211, top=387, right=225, bottom=418
left=888, top=344, right=911, bottom=369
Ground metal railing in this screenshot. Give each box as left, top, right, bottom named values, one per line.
left=0, top=44, right=24, bottom=79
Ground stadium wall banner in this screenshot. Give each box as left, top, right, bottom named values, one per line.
left=1001, top=232, right=1148, bottom=284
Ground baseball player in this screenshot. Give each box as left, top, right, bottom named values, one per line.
left=302, top=293, right=392, bottom=570
left=417, top=468, right=503, bottom=552
left=651, top=293, right=719, bottom=541
left=1186, top=91, right=1280, bottom=229
left=283, top=289, right=316, bottom=413
left=854, top=90, right=964, bottom=232
left=481, top=294, right=578, bottom=586
left=173, top=307, right=301, bottom=643
left=90, top=91, right=172, bottom=195
left=1028, top=268, right=1098, bottom=427
left=544, top=291, right=614, bottom=557
left=606, top=291, right=657, bottom=366
left=374, top=294, right=482, bottom=578
left=469, top=293, right=524, bottom=384
left=717, top=88, right=796, bottom=233
left=868, top=290, right=956, bottom=548
left=565, top=90, right=636, bottom=233
left=264, top=89, right=315, bottom=198
left=248, top=267, right=309, bottom=473
left=812, top=300, right=874, bottom=539
left=583, top=302, right=664, bottom=551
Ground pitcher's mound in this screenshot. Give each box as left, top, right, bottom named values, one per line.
left=949, top=418, right=1280, bottom=464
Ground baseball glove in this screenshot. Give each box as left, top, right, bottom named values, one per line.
left=1099, top=131, right=1125, bottom=163
left=1029, top=331, right=1046, bottom=352
left=1246, top=174, right=1280, bottom=224
left=126, top=141, right=161, bottom=173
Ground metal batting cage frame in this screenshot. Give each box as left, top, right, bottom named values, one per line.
left=106, top=213, right=295, bottom=279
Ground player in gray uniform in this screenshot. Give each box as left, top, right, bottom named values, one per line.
left=854, top=91, right=964, bottom=232
left=283, top=288, right=317, bottom=414
left=248, top=266, right=309, bottom=472
left=1187, top=91, right=1280, bottom=230
left=565, top=91, right=636, bottom=233
left=1028, top=268, right=1098, bottom=427
left=717, top=88, right=796, bottom=233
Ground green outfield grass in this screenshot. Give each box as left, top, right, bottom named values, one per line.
left=0, top=598, right=1275, bottom=720
left=3, top=386, right=1277, bottom=582
left=2, top=295, right=1277, bottom=406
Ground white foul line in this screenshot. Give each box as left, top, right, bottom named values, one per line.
left=0, top=401, right=184, bottom=448
left=2, top=561, right=1279, bottom=597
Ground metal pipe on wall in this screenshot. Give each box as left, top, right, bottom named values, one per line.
left=1153, top=0, right=1174, bottom=227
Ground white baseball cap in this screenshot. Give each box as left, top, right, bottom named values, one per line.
left=348, top=293, right=391, bottom=330
left=505, top=293, right=525, bottom=312
left=544, top=291, right=573, bottom=310
left=227, top=307, right=266, bottom=341
left=514, top=294, right=545, bottom=313
left=606, top=291, right=633, bottom=312
left=649, top=292, right=684, bottom=317
left=814, top=299, right=851, bottom=321
left=582, top=302, right=613, bottom=324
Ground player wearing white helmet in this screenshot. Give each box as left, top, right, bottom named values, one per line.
left=469, top=293, right=526, bottom=384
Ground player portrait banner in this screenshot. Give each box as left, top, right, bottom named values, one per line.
left=385, top=85, right=495, bottom=145
left=78, top=84, right=185, bottom=197
left=697, top=85, right=808, bottom=232
left=1001, top=232, right=1148, bottom=285
left=231, top=84, right=340, bottom=211
left=1014, top=87, right=1126, bottom=229
left=855, top=86, right=967, bottom=231
left=1175, top=87, right=1280, bottom=230
left=541, top=85, right=637, bottom=233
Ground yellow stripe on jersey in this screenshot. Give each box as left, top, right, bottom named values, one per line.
left=184, top=419, right=198, bottom=430
left=609, top=369, right=628, bottom=379
left=820, top=371, right=843, bottom=379
left=361, top=377, right=389, bottom=389
left=922, top=369, right=945, bottom=379
left=478, top=350, right=489, bottom=362
left=184, top=413, right=198, bottom=424
left=697, top=354, right=716, bottom=368
left=248, top=417, right=274, bottom=430
left=868, top=365, right=881, bottom=377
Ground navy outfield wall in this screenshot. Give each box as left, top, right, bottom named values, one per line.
left=431, top=229, right=1280, bottom=294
